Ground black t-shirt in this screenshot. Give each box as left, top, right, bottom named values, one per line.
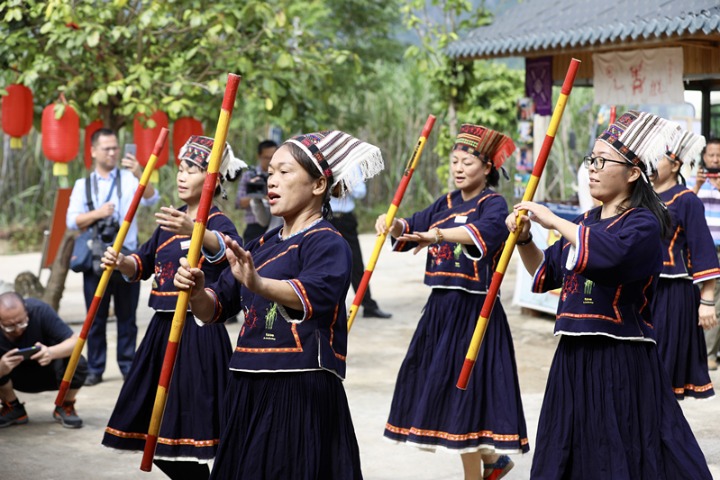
left=0, top=298, right=73, bottom=355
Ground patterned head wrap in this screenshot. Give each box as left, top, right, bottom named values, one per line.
left=597, top=110, right=680, bottom=181
left=178, top=135, right=247, bottom=182
left=284, top=130, right=384, bottom=197
left=666, top=130, right=706, bottom=168
left=452, top=124, right=516, bottom=169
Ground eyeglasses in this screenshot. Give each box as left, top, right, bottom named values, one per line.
left=1, top=320, right=28, bottom=333
left=583, top=155, right=631, bottom=170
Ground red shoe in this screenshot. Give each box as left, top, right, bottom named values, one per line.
left=483, top=455, right=514, bottom=480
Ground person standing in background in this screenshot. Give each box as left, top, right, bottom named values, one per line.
left=691, top=138, right=720, bottom=371
left=66, top=128, right=159, bottom=386
left=650, top=129, right=718, bottom=399
left=235, top=140, right=278, bottom=243
left=330, top=172, right=392, bottom=319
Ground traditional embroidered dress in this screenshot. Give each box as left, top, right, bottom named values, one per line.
left=653, top=184, right=719, bottom=399
left=529, top=207, right=712, bottom=479
left=102, top=206, right=239, bottom=462
left=204, top=220, right=362, bottom=479
left=383, top=188, right=529, bottom=454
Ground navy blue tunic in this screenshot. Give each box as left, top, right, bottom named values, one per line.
left=530, top=206, right=712, bottom=479
left=384, top=189, right=529, bottom=454
left=102, top=205, right=240, bottom=462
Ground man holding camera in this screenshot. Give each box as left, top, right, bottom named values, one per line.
left=0, top=292, right=87, bottom=428
left=235, top=140, right=278, bottom=243
left=66, top=128, right=159, bottom=386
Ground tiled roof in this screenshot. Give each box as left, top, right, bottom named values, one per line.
left=447, top=0, right=720, bottom=59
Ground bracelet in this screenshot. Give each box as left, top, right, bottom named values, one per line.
left=434, top=227, right=444, bottom=244
left=516, top=232, right=533, bottom=246
left=700, top=298, right=715, bottom=307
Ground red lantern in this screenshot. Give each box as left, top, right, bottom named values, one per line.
left=134, top=111, right=169, bottom=169
left=42, top=102, right=79, bottom=176
left=1, top=84, right=34, bottom=149
left=84, top=119, right=104, bottom=170
left=172, top=117, right=203, bottom=165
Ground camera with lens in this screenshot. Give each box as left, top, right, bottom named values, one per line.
left=699, top=158, right=720, bottom=178
left=246, top=172, right=269, bottom=197
left=96, top=216, right=120, bottom=244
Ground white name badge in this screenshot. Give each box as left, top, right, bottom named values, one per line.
left=455, top=215, right=468, bottom=224
left=180, top=240, right=191, bottom=251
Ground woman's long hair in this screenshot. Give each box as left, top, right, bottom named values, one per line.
left=619, top=171, right=672, bottom=238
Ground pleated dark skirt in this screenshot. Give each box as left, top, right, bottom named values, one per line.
left=102, top=312, right=232, bottom=461
left=384, top=289, right=529, bottom=454
left=653, top=278, right=714, bottom=399
left=210, top=370, right=362, bottom=480
left=531, top=335, right=712, bottom=480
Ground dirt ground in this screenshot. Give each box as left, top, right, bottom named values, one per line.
left=1, top=234, right=719, bottom=479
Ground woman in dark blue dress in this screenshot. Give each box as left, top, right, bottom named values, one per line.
left=174, top=130, right=384, bottom=480
left=650, top=130, right=718, bottom=400
left=100, top=136, right=245, bottom=479
left=508, top=111, right=712, bottom=479
left=377, top=125, right=527, bottom=480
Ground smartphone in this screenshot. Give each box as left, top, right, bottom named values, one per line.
left=123, top=143, right=137, bottom=158
left=11, top=345, right=40, bottom=360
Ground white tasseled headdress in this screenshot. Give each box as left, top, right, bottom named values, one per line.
left=667, top=130, right=706, bottom=168
left=178, top=135, right=248, bottom=182
left=284, top=130, right=384, bottom=197
left=598, top=110, right=680, bottom=181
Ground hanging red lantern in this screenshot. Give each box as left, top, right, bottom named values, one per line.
left=42, top=99, right=80, bottom=177
left=172, top=117, right=203, bottom=165
left=83, top=119, right=104, bottom=170
left=134, top=111, right=169, bottom=167
left=1, top=84, right=34, bottom=149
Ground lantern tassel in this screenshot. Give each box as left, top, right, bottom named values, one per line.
left=10, top=137, right=22, bottom=149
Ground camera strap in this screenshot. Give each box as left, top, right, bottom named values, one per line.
left=87, top=171, right=121, bottom=209
left=84, top=172, right=120, bottom=236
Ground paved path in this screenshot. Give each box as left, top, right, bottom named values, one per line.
left=1, top=234, right=719, bottom=479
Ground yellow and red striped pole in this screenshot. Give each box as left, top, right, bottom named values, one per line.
left=347, top=114, right=436, bottom=332
left=456, top=59, right=580, bottom=390
left=140, top=73, right=241, bottom=472
left=55, top=128, right=169, bottom=407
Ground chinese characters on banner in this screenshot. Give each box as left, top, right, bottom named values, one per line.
left=593, top=47, right=684, bottom=105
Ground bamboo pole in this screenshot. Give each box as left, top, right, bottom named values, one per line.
left=140, top=73, right=241, bottom=472
left=347, top=114, right=436, bottom=331
left=55, top=128, right=168, bottom=406
left=456, top=59, right=581, bottom=390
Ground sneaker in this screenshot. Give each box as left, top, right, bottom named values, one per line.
left=0, top=399, right=28, bottom=428
left=53, top=401, right=83, bottom=428
left=84, top=373, right=103, bottom=386
left=364, top=307, right=392, bottom=319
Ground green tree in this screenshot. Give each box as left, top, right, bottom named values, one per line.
left=399, top=0, right=523, bottom=190
left=0, top=0, right=401, bottom=132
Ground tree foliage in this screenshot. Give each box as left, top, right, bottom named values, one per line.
left=0, top=0, right=401, bottom=133
left=399, top=0, right=523, bottom=187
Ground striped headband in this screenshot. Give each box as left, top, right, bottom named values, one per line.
left=285, top=130, right=384, bottom=197
left=666, top=130, right=706, bottom=167
left=598, top=110, right=680, bottom=180
left=178, top=135, right=247, bottom=182
left=453, top=124, right=516, bottom=169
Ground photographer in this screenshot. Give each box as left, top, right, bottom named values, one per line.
left=235, top=139, right=278, bottom=243
left=66, top=128, right=159, bottom=386
left=0, top=292, right=87, bottom=428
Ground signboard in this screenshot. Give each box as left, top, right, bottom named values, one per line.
left=593, top=47, right=684, bottom=105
